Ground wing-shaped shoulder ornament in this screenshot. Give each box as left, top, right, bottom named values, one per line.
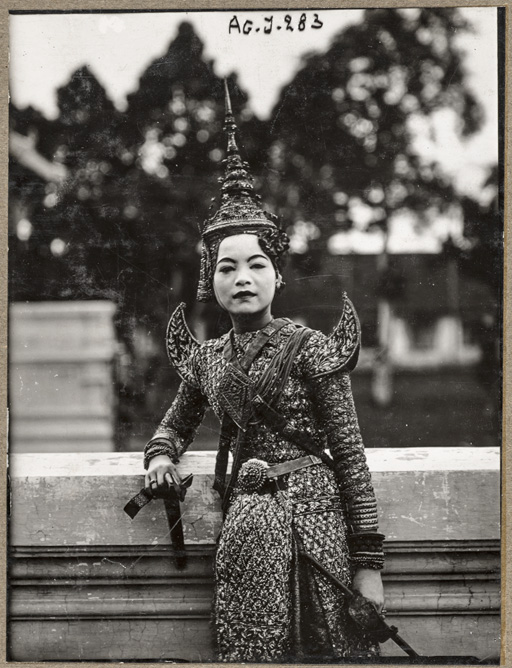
left=309, top=292, right=361, bottom=378
left=165, top=303, right=201, bottom=385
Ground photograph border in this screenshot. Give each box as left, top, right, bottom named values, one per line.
left=1, top=1, right=509, bottom=666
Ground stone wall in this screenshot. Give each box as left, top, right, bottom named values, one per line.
left=9, top=448, right=500, bottom=662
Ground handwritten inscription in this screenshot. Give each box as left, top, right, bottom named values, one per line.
left=229, top=13, right=324, bottom=35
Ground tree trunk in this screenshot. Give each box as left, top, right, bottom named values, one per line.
left=371, top=234, right=394, bottom=407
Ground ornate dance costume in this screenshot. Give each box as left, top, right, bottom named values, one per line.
left=144, top=81, right=384, bottom=663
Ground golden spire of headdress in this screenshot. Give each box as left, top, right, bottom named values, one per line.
left=201, top=78, right=277, bottom=239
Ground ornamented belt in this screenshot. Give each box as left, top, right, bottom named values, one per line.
left=236, top=455, right=323, bottom=494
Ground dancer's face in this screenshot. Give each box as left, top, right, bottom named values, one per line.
left=213, top=234, right=277, bottom=323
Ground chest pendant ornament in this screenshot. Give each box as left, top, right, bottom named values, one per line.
left=217, top=362, right=256, bottom=431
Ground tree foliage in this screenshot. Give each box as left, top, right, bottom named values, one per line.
left=264, top=8, right=482, bottom=252
left=9, top=23, right=265, bottom=341
left=10, top=11, right=489, bottom=335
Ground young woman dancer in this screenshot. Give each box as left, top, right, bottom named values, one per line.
left=143, top=83, right=385, bottom=663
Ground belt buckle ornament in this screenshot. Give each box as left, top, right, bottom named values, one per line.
left=237, top=458, right=269, bottom=493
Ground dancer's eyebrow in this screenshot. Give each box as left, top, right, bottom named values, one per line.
left=216, top=254, right=268, bottom=265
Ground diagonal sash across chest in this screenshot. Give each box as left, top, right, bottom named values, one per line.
left=214, top=320, right=338, bottom=511
left=217, top=318, right=290, bottom=430
left=213, top=318, right=290, bottom=507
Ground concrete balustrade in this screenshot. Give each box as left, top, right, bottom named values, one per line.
left=9, top=448, right=500, bottom=662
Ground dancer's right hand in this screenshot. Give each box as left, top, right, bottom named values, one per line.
left=145, top=455, right=182, bottom=497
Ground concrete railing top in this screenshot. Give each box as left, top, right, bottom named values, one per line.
left=10, top=448, right=500, bottom=478
left=10, top=446, right=500, bottom=477
left=10, top=448, right=500, bottom=547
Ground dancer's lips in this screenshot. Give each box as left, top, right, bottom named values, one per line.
left=233, top=290, right=256, bottom=299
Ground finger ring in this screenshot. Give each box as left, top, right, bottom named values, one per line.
left=150, top=480, right=158, bottom=487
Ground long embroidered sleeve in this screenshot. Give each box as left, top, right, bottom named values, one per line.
left=307, top=370, right=384, bottom=568
left=309, top=371, right=375, bottom=518
left=143, top=380, right=208, bottom=469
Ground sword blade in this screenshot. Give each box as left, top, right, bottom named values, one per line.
left=387, top=629, right=421, bottom=659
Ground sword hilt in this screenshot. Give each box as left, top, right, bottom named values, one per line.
left=300, top=550, right=421, bottom=659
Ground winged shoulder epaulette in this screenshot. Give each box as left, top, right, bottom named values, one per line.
left=166, top=303, right=201, bottom=386
left=306, top=293, right=361, bottom=378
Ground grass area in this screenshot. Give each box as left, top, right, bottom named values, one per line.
left=125, top=368, right=500, bottom=452
left=351, top=369, right=500, bottom=448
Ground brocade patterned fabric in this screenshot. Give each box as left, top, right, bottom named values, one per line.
left=145, top=317, right=383, bottom=662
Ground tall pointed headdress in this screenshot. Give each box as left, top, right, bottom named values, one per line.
left=197, top=79, right=281, bottom=301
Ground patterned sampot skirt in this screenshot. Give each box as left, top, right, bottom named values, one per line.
left=213, top=462, right=378, bottom=663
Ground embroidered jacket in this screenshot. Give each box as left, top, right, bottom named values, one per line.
left=144, top=293, right=384, bottom=568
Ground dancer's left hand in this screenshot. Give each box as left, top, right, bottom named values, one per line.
left=352, top=569, right=384, bottom=612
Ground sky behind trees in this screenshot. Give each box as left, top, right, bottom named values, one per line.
left=9, top=8, right=498, bottom=200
